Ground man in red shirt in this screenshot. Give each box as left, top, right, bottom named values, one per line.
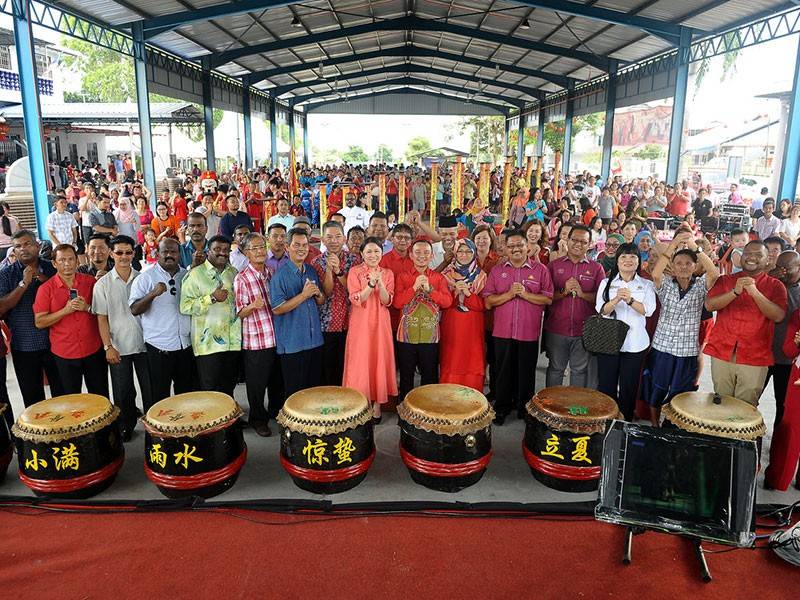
left=33, top=244, right=108, bottom=396
left=380, top=223, right=415, bottom=334
left=705, top=240, right=787, bottom=406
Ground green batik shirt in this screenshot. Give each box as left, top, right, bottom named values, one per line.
left=179, top=260, right=242, bottom=356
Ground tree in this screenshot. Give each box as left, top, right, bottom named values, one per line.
left=405, top=136, right=433, bottom=161
left=447, top=116, right=505, bottom=164
left=342, top=145, right=369, bottom=163
left=374, top=144, right=394, bottom=163
left=312, top=145, right=341, bottom=164
left=633, top=144, right=665, bottom=160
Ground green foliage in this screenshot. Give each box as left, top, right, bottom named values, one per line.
left=405, top=136, right=433, bottom=161
left=342, top=145, right=369, bottom=163
left=312, top=146, right=341, bottom=164
left=632, top=144, right=665, bottom=160
left=447, top=116, right=505, bottom=164
left=374, top=144, right=394, bottom=163
left=694, top=34, right=740, bottom=94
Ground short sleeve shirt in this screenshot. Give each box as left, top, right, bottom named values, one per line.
left=652, top=276, right=708, bottom=357
left=91, top=268, right=145, bottom=356
left=269, top=261, right=323, bottom=355
left=0, top=260, right=56, bottom=352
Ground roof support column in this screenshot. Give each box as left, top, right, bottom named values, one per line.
left=504, top=117, right=511, bottom=157
left=562, top=84, right=575, bottom=177
left=132, top=21, right=156, bottom=196
left=242, top=79, right=253, bottom=171
left=288, top=104, right=295, bottom=155
left=779, top=35, right=800, bottom=203
left=536, top=104, right=545, bottom=160
left=269, top=97, right=278, bottom=169
left=666, top=28, right=692, bottom=184
left=201, top=58, right=216, bottom=171
left=516, top=112, right=525, bottom=168
left=11, top=0, right=49, bottom=239
left=601, top=60, right=619, bottom=182
left=302, top=112, right=309, bottom=167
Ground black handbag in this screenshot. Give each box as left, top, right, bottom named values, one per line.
left=582, top=313, right=630, bottom=355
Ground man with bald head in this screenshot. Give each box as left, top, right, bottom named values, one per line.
left=763, top=250, right=800, bottom=426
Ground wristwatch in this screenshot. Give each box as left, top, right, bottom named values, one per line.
left=626, top=298, right=634, bottom=305
left=210, top=295, right=218, bottom=304
left=17, top=280, right=27, bottom=288
left=104, top=344, right=113, bottom=351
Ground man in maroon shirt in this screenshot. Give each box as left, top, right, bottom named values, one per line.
left=544, top=225, right=605, bottom=387
left=705, top=240, right=787, bottom=406
left=33, top=244, right=108, bottom=396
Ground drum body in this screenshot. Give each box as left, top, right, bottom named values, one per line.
left=0, top=404, right=13, bottom=481
left=278, top=386, right=374, bottom=494
left=662, top=392, right=766, bottom=441
left=523, top=386, right=618, bottom=493
left=143, top=392, right=246, bottom=499
left=11, top=395, right=124, bottom=498
left=398, top=384, right=494, bottom=493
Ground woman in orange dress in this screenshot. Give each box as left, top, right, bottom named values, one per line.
left=439, top=239, right=487, bottom=391
left=343, top=237, right=397, bottom=422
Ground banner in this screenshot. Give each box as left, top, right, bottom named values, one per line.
left=289, top=145, right=299, bottom=196
left=378, top=172, right=386, bottom=213
left=535, top=156, right=543, bottom=189
left=525, top=155, right=533, bottom=185
left=478, top=163, right=490, bottom=208
left=318, top=183, right=327, bottom=225
left=502, top=157, right=512, bottom=226
left=398, top=173, right=406, bottom=223
left=553, top=151, right=561, bottom=201
left=451, top=156, right=463, bottom=214
left=429, top=162, right=439, bottom=230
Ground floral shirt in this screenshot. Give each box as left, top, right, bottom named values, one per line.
left=311, top=250, right=360, bottom=332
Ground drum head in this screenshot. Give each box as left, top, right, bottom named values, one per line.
left=143, top=392, right=242, bottom=437
left=278, top=386, right=371, bottom=436
left=663, top=392, right=766, bottom=440
left=526, top=386, right=618, bottom=434
left=398, top=384, right=494, bottom=435
left=12, top=394, right=119, bottom=443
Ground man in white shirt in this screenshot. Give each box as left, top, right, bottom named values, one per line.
left=584, top=176, right=601, bottom=207
left=337, top=192, right=370, bottom=234
left=431, top=215, right=459, bottom=271
left=229, top=224, right=251, bottom=272
left=267, top=198, right=295, bottom=230
left=755, top=200, right=782, bottom=240
left=46, top=196, right=78, bottom=247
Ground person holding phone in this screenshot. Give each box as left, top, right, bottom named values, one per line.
left=33, top=244, right=108, bottom=396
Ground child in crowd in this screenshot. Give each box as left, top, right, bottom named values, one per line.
left=729, top=228, right=749, bottom=273
left=142, top=227, right=159, bottom=266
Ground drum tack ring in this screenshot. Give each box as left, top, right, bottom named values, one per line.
left=283, top=429, right=291, bottom=443
left=465, top=434, right=476, bottom=450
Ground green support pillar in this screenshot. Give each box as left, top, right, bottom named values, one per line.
left=132, top=21, right=156, bottom=197
left=242, top=77, right=253, bottom=170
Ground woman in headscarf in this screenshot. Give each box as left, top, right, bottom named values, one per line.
left=439, top=238, right=487, bottom=391
left=114, top=195, right=141, bottom=240
left=635, top=229, right=654, bottom=272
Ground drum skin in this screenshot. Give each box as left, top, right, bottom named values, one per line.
left=399, top=422, right=492, bottom=493
left=144, top=423, right=246, bottom=499
left=280, top=422, right=374, bottom=494
left=14, top=421, right=124, bottom=499
left=0, top=404, right=11, bottom=481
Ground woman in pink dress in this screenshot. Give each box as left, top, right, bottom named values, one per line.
left=343, top=237, right=397, bottom=423
left=134, top=196, right=154, bottom=245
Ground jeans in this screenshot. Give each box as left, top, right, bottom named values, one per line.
left=545, top=332, right=591, bottom=388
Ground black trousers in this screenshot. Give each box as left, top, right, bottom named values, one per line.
left=597, top=350, right=648, bottom=421
left=766, top=363, right=792, bottom=430
left=11, top=348, right=64, bottom=407
left=493, top=338, right=539, bottom=417
left=0, top=356, right=11, bottom=430
left=397, top=342, right=439, bottom=402
left=195, top=351, right=240, bottom=397
left=267, top=357, right=286, bottom=420
left=242, top=348, right=276, bottom=425
left=109, top=352, right=153, bottom=434
left=145, top=344, right=195, bottom=406
left=485, top=331, right=496, bottom=400
left=322, top=331, right=347, bottom=386
left=280, top=348, right=323, bottom=398
left=54, top=348, right=109, bottom=397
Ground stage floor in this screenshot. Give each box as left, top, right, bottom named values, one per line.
left=2, top=359, right=799, bottom=507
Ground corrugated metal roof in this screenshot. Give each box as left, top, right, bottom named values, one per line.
left=2, top=102, right=203, bottom=123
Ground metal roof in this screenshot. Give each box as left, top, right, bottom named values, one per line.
left=1, top=101, right=203, bottom=123
left=46, top=0, right=795, bottom=111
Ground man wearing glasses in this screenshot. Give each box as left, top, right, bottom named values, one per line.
left=93, top=235, right=152, bottom=441
left=130, top=237, right=193, bottom=403
left=544, top=225, right=606, bottom=388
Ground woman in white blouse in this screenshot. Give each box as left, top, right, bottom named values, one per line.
left=595, top=243, right=657, bottom=420
left=779, top=204, right=800, bottom=245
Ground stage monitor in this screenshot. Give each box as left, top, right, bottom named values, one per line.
left=595, top=421, right=757, bottom=547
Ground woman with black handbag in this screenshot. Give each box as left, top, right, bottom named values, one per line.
left=594, top=243, right=657, bottom=420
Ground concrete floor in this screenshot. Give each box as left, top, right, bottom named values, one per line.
left=1, top=357, right=798, bottom=507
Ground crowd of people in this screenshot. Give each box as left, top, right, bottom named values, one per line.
left=0, top=157, right=799, bottom=493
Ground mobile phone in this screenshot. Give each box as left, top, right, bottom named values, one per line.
left=69, top=289, right=78, bottom=300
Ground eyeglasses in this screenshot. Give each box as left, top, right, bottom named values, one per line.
left=113, top=250, right=134, bottom=256
left=168, top=278, right=176, bottom=296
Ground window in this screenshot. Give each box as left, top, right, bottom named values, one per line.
left=0, top=47, right=11, bottom=71
left=35, top=51, right=50, bottom=77
left=69, top=144, right=78, bottom=166
left=87, top=142, right=98, bottom=164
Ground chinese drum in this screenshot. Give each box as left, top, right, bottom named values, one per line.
left=397, top=384, right=494, bottom=493
left=0, top=404, right=13, bottom=481
left=143, top=392, right=246, bottom=499
left=11, top=394, right=124, bottom=498
left=523, top=386, right=618, bottom=493
left=662, top=392, right=766, bottom=441
left=277, top=386, right=374, bottom=494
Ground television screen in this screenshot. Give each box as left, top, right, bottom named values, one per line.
left=595, top=421, right=757, bottom=547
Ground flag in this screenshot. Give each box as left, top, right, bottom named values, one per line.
left=398, top=173, right=406, bottom=223
left=451, top=155, right=462, bottom=213
left=502, top=157, right=513, bottom=225
left=378, top=172, right=387, bottom=213
left=289, top=145, right=299, bottom=196
left=478, top=162, right=490, bottom=208
left=429, top=162, right=439, bottom=230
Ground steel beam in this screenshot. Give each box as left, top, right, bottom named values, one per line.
left=517, top=113, right=526, bottom=168
left=288, top=104, right=295, bottom=157
left=271, top=63, right=541, bottom=101
left=132, top=21, right=156, bottom=196
left=201, top=57, right=216, bottom=171
left=11, top=0, right=49, bottom=239
left=779, top=35, right=800, bottom=203
left=562, top=84, right=575, bottom=176
left=302, top=112, right=309, bottom=166
left=666, top=28, right=692, bottom=183
left=269, top=97, right=278, bottom=169
left=247, top=46, right=577, bottom=89
left=210, top=16, right=611, bottom=72
left=536, top=106, right=545, bottom=158
left=242, top=78, right=253, bottom=170
left=601, top=60, right=619, bottom=182
left=304, top=88, right=508, bottom=116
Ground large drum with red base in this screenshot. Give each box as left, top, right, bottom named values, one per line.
left=0, top=404, right=13, bottom=481
left=12, top=394, right=124, bottom=498
left=398, top=384, right=494, bottom=493
left=662, top=392, right=766, bottom=441
left=143, top=392, right=247, bottom=499
left=523, top=386, right=618, bottom=493
left=277, top=386, right=375, bottom=494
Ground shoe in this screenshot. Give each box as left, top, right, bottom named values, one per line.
left=493, top=413, right=506, bottom=426
left=122, top=429, right=134, bottom=443
left=764, top=480, right=775, bottom=491
left=254, top=423, right=272, bottom=437
left=372, top=415, right=382, bottom=425
left=516, top=409, right=526, bottom=420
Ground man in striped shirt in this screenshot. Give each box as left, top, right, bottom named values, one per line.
left=46, top=196, right=78, bottom=247
left=234, top=232, right=277, bottom=437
